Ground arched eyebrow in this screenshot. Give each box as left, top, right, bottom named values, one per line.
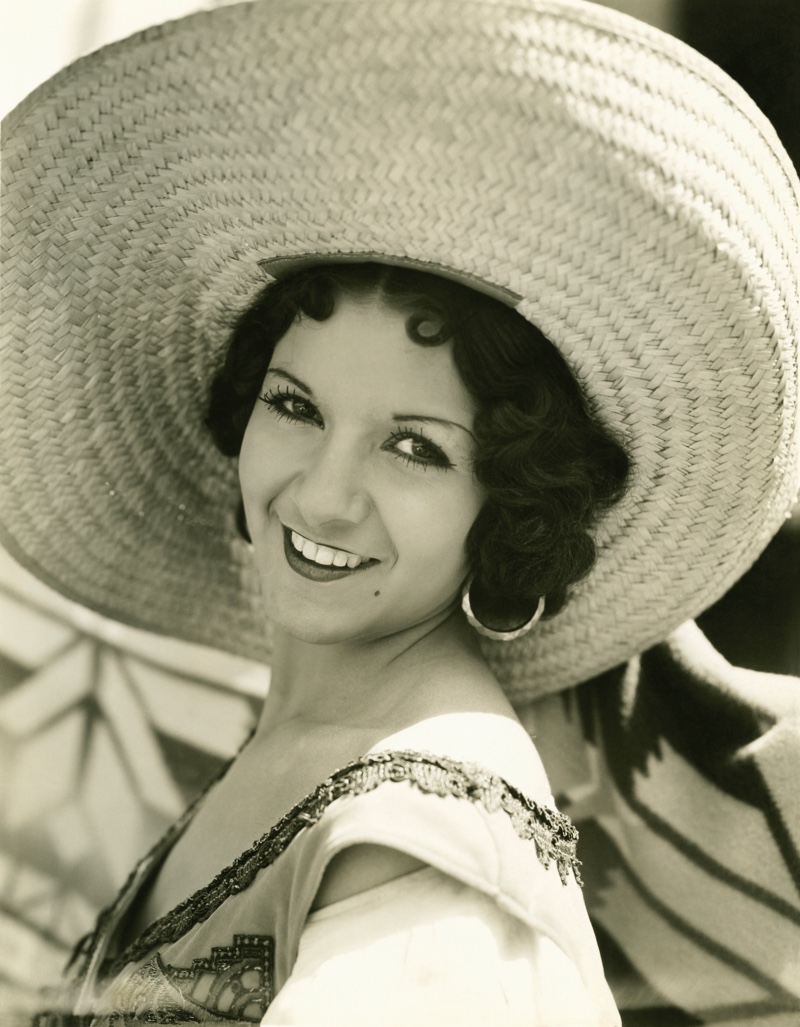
left=266, top=367, right=474, bottom=439
left=392, top=413, right=474, bottom=440
left=265, top=368, right=313, bottom=393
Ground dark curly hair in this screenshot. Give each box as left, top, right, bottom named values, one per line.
left=206, top=262, right=630, bottom=628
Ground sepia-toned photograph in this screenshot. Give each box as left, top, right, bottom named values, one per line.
left=1, top=1, right=798, bottom=1024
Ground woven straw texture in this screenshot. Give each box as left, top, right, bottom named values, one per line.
left=2, top=0, right=799, bottom=701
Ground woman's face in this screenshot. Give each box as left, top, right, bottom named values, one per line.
left=239, top=294, right=484, bottom=645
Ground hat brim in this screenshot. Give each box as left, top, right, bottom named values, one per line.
left=2, top=0, right=798, bottom=701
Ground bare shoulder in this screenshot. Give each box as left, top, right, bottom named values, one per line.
left=310, top=844, right=427, bottom=912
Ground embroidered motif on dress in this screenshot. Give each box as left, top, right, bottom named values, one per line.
left=125, top=934, right=274, bottom=1021
left=35, top=936, right=274, bottom=1024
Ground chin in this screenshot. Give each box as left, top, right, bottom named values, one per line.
left=271, top=595, right=459, bottom=647
left=262, top=593, right=363, bottom=645
left=276, top=617, right=357, bottom=646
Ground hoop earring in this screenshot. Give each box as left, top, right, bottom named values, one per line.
left=461, top=581, right=545, bottom=642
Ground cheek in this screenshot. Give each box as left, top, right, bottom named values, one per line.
left=390, top=479, right=483, bottom=578
left=238, top=420, right=266, bottom=506
left=238, top=416, right=295, bottom=507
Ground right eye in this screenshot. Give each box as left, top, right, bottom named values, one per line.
left=259, top=387, right=323, bottom=427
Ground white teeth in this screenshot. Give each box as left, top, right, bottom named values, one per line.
left=290, top=528, right=366, bottom=569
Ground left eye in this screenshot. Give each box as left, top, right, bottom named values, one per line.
left=387, top=431, right=453, bottom=470
left=259, top=388, right=323, bottom=426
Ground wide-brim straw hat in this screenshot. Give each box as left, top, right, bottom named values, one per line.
left=2, top=0, right=798, bottom=702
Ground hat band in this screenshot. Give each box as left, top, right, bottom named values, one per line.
left=257, top=252, right=523, bottom=307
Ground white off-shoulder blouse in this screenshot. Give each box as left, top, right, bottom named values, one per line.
left=38, top=712, right=620, bottom=1026
left=267, top=864, right=615, bottom=1026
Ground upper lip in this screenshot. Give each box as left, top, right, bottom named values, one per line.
left=284, top=524, right=377, bottom=562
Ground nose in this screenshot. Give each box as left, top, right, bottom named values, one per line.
left=290, top=433, right=371, bottom=530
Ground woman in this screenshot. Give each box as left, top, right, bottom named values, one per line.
left=102, top=260, right=628, bottom=1024
left=2, top=0, right=797, bottom=1024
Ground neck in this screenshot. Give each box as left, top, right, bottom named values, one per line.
left=255, top=606, right=489, bottom=737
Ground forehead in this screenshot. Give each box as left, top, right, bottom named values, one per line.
left=271, top=296, right=476, bottom=418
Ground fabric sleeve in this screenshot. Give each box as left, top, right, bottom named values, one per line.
left=262, top=865, right=619, bottom=1027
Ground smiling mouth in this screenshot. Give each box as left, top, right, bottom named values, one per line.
left=282, top=526, right=379, bottom=582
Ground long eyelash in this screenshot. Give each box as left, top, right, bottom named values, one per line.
left=259, top=386, right=318, bottom=424
left=256, top=396, right=452, bottom=470
left=259, top=385, right=296, bottom=405
left=389, top=426, right=454, bottom=470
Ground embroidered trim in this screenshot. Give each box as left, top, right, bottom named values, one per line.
left=32, top=1016, right=95, bottom=1026
left=32, top=1013, right=202, bottom=1025
left=65, top=806, right=196, bottom=984
left=67, top=735, right=252, bottom=981
left=98, top=750, right=580, bottom=978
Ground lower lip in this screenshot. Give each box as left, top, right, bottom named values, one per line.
left=282, top=527, right=378, bottom=582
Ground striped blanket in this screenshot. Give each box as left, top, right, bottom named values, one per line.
left=519, top=621, right=800, bottom=1026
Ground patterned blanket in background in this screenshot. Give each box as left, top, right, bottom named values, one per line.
left=524, top=623, right=800, bottom=1026
left=1, top=543, right=797, bottom=1026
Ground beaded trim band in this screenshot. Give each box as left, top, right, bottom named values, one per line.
left=72, top=750, right=580, bottom=982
